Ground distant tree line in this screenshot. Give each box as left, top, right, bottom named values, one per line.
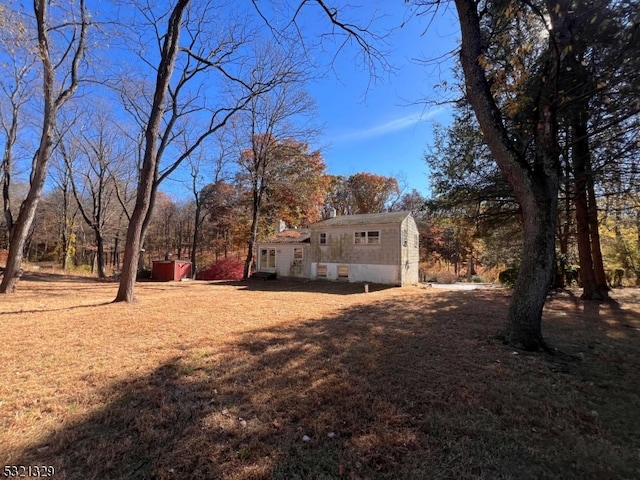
left=0, top=0, right=391, bottom=299
left=2, top=167, right=412, bottom=275
left=2, top=0, right=638, bottom=351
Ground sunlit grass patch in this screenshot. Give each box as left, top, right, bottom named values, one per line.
left=1, top=274, right=639, bottom=478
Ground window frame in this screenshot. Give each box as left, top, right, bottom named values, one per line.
left=354, top=230, right=380, bottom=245
left=260, top=247, right=276, bottom=269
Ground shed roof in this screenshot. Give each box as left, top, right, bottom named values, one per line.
left=311, top=211, right=412, bottom=228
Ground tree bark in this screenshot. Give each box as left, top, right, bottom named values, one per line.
left=586, top=173, right=608, bottom=294
left=2, top=103, right=18, bottom=239
left=501, top=180, right=557, bottom=349
left=244, top=187, right=262, bottom=280
left=114, top=0, right=190, bottom=302
left=0, top=0, right=86, bottom=293
left=190, top=200, right=201, bottom=278
left=455, top=0, right=562, bottom=350
left=2, top=3, right=55, bottom=291
left=571, top=104, right=608, bottom=299
left=95, top=228, right=106, bottom=278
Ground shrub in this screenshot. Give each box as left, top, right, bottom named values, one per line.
left=196, top=258, right=244, bottom=281
left=424, top=272, right=439, bottom=282
left=436, top=271, right=457, bottom=284
left=471, top=275, right=486, bottom=283
left=498, top=267, right=519, bottom=287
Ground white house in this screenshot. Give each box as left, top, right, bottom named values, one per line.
left=256, top=229, right=311, bottom=279
left=256, top=211, right=420, bottom=286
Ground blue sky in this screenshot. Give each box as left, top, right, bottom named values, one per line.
left=5, top=1, right=460, bottom=200
left=155, top=1, right=461, bottom=199
left=304, top=2, right=460, bottom=197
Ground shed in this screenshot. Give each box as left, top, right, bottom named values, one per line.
left=152, top=260, right=192, bottom=281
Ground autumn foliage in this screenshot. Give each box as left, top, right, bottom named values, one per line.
left=196, top=258, right=244, bottom=281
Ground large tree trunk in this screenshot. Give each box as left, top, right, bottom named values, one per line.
left=243, top=189, right=261, bottom=280
left=114, top=0, right=190, bottom=302
left=501, top=180, right=558, bottom=349
left=573, top=155, right=598, bottom=295
left=0, top=0, right=86, bottom=293
left=2, top=104, right=18, bottom=239
left=455, top=0, right=562, bottom=350
left=587, top=173, right=608, bottom=293
left=1, top=2, right=56, bottom=293
left=95, top=228, right=106, bottom=278
left=190, top=196, right=203, bottom=278
left=571, top=106, right=608, bottom=299
left=0, top=168, right=49, bottom=291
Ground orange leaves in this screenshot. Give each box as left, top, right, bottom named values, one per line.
left=345, top=172, right=400, bottom=214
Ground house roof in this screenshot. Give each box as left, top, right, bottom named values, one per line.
left=260, top=229, right=310, bottom=244
left=311, top=211, right=412, bottom=228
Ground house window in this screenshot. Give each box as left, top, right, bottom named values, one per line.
left=354, top=231, right=380, bottom=244
left=317, top=264, right=327, bottom=277
left=260, top=248, right=275, bottom=269
left=338, top=265, right=349, bottom=278
left=414, top=234, right=419, bottom=248
left=319, top=232, right=327, bottom=245
left=402, top=229, right=408, bottom=247
left=294, top=247, right=303, bottom=260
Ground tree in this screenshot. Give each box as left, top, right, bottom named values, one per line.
left=324, top=175, right=351, bottom=215
left=231, top=43, right=319, bottom=279
left=425, top=104, right=524, bottom=279
left=0, top=0, right=88, bottom=293
left=48, top=142, right=78, bottom=271
left=453, top=0, right=588, bottom=349
left=113, top=1, right=309, bottom=302
left=237, top=136, right=323, bottom=279
left=144, top=192, right=182, bottom=262
left=324, top=172, right=400, bottom=215
left=0, top=6, right=37, bottom=242
left=558, top=0, right=640, bottom=298
left=418, top=1, right=639, bottom=297
left=409, top=0, right=638, bottom=348
left=186, top=132, right=232, bottom=275
left=405, top=0, right=567, bottom=350
left=262, top=141, right=328, bottom=228
left=345, top=172, right=400, bottom=214
left=201, top=181, right=241, bottom=261
left=113, top=0, right=191, bottom=301
left=58, top=107, right=129, bottom=278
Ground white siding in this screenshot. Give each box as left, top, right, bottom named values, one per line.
left=257, top=244, right=310, bottom=278
left=400, top=216, right=420, bottom=285
left=260, top=213, right=419, bottom=286
left=312, top=262, right=399, bottom=284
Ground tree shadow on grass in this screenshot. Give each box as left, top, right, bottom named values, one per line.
left=11, top=290, right=640, bottom=479
left=19, top=272, right=116, bottom=283
left=208, top=278, right=397, bottom=295
left=0, top=301, right=113, bottom=316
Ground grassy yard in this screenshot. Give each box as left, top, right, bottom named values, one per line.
left=1, top=274, right=639, bottom=479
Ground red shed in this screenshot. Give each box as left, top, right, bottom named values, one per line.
left=151, top=260, right=192, bottom=281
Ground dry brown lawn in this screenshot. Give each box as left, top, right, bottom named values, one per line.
left=1, top=273, right=639, bottom=479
